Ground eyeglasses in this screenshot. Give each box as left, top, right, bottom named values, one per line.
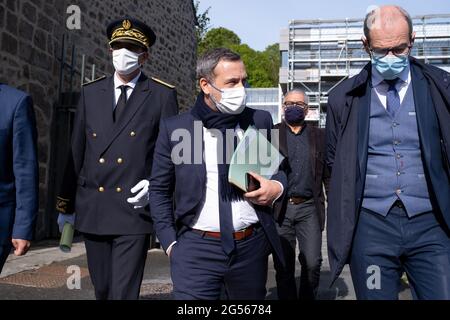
left=369, top=44, right=412, bottom=59
left=284, top=102, right=308, bottom=109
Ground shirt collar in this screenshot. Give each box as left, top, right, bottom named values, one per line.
left=114, top=71, right=141, bottom=90
left=371, top=61, right=410, bottom=88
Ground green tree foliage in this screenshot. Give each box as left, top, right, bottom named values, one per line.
left=198, top=27, right=280, bottom=88
left=198, top=27, right=241, bottom=56
left=194, top=0, right=211, bottom=43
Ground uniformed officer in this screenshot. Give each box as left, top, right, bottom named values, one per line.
left=56, top=17, right=179, bottom=300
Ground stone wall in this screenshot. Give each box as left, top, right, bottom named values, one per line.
left=0, top=0, right=197, bottom=239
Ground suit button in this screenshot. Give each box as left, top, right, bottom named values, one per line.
left=130, top=131, right=136, bottom=137
left=117, top=158, right=123, bottom=164
left=99, top=158, right=105, bottom=164
left=92, top=133, right=97, bottom=138
left=99, top=187, right=105, bottom=192
left=116, top=187, right=122, bottom=193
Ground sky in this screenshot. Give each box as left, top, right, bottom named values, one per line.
left=197, top=0, right=450, bottom=51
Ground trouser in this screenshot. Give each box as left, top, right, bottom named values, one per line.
left=170, top=225, right=271, bottom=300
left=83, top=233, right=150, bottom=300
left=0, top=243, right=12, bottom=274
left=350, top=203, right=450, bottom=300
left=273, top=199, right=322, bottom=300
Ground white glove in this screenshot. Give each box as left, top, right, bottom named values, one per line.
left=127, top=179, right=150, bottom=209
left=57, top=213, right=76, bottom=233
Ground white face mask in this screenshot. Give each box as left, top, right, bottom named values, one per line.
left=112, top=48, right=143, bottom=76
left=209, top=83, right=247, bottom=115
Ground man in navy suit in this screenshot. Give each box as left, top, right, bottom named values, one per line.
left=150, top=48, right=287, bottom=300
left=326, top=5, right=450, bottom=299
left=0, top=84, right=38, bottom=273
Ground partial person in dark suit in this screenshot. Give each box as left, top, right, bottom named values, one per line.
left=326, top=5, right=450, bottom=299
left=273, top=89, right=330, bottom=300
left=56, top=18, right=178, bottom=300
left=149, top=48, right=287, bottom=300
left=0, top=84, right=38, bottom=273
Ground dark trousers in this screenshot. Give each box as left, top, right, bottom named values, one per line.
left=0, top=244, right=12, bottom=274
left=273, top=199, right=322, bottom=300
left=170, top=226, right=271, bottom=300
left=350, top=204, right=450, bottom=300
left=83, top=233, right=150, bottom=300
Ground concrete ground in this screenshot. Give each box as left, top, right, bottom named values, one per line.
left=0, top=233, right=412, bottom=300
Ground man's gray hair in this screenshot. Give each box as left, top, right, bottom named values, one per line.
left=283, top=88, right=309, bottom=104
left=363, top=6, right=413, bottom=43
left=196, top=48, right=242, bottom=81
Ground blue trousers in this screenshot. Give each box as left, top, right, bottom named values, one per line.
left=170, top=226, right=271, bottom=300
left=0, top=244, right=12, bottom=274
left=350, top=204, right=450, bottom=300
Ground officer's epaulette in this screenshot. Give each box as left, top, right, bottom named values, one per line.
left=151, top=77, right=175, bottom=89
left=82, top=75, right=107, bottom=86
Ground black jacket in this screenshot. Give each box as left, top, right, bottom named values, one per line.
left=325, top=57, right=450, bottom=285
left=57, top=73, right=178, bottom=235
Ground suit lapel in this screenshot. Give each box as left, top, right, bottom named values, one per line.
left=188, top=115, right=206, bottom=186
left=100, top=74, right=151, bottom=154
left=278, top=122, right=288, bottom=158
left=411, top=63, right=433, bottom=166
left=97, top=77, right=115, bottom=144
left=357, top=82, right=371, bottom=180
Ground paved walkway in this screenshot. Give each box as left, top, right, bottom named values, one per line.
left=0, top=233, right=411, bottom=300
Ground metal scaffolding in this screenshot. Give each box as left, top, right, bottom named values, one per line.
left=280, top=14, right=450, bottom=127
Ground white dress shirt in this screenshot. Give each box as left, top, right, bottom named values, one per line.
left=113, top=71, right=141, bottom=108
left=371, top=63, right=411, bottom=108
left=190, top=127, right=260, bottom=232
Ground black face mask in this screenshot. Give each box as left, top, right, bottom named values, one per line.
left=284, top=105, right=306, bottom=126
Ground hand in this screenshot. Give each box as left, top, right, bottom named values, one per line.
left=57, top=213, right=76, bottom=233
left=127, top=180, right=150, bottom=209
left=11, top=239, right=31, bottom=256
left=244, top=172, right=283, bottom=207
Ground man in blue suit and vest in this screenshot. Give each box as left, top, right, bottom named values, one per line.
left=150, top=48, right=287, bottom=300
left=326, top=5, right=450, bottom=299
left=0, top=84, right=39, bottom=273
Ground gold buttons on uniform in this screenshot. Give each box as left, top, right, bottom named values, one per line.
left=130, top=131, right=136, bottom=137
left=99, top=187, right=105, bottom=192
left=92, top=133, right=97, bottom=138
left=117, top=158, right=123, bottom=164
left=116, top=187, right=122, bottom=193
left=99, top=158, right=105, bottom=164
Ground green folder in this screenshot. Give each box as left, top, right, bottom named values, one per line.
left=59, top=222, right=74, bottom=253
left=228, top=126, right=284, bottom=192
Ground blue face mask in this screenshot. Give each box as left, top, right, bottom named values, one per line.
left=372, top=55, right=409, bottom=80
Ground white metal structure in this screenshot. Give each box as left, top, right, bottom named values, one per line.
left=279, top=14, right=450, bottom=127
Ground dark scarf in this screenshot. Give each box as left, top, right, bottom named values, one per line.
left=191, top=92, right=244, bottom=202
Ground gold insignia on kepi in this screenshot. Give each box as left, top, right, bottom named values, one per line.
left=107, top=17, right=157, bottom=49
left=122, top=19, right=132, bottom=30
